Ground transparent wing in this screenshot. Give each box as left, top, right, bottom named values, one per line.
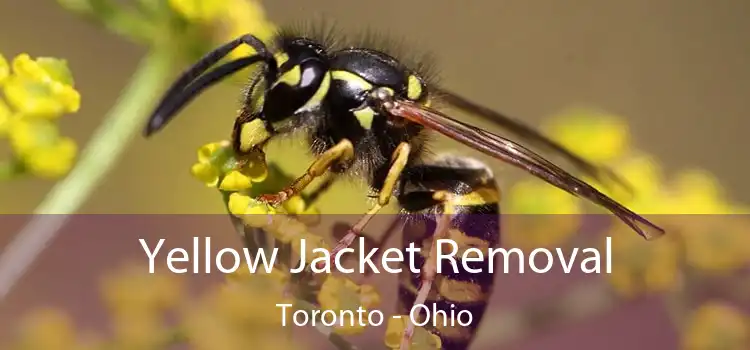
left=385, top=98, right=665, bottom=240
left=435, top=87, right=633, bottom=195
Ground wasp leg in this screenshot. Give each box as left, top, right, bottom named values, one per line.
left=400, top=191, right=456, bottom=350
left=397, top=155, right=500, bottom=350
left=321, top=142, right=412, bottom=266
left=259, top=139, right=355, bottom=205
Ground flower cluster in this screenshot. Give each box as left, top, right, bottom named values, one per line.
left=190, top=140, right=440, bottom=348
left=683, top=301, right=748, bottom=350
left=0, top=53, right=80, bottom=179
left=5, top=264, right=307, bottom=350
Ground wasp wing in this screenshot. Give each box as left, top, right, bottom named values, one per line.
left=434, top=88, right=633, bottom=195
left=385, top=98, right=665, bottom=240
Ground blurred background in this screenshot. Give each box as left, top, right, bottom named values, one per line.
left=0, top=0, right=748, bottom=349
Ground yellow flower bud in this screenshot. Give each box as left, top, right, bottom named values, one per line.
left=8, top=118, right=60, bottom=155
left=197, top=141, right=226, bottom=163
left=384, top=317, right=442, bottom=350
left=316, top=276, right=382, bottom=335
left=4, top=54, right=80, bottom=118
left=3, top=75, right=80, bottom=118
left=190, top=162, right=219, bottom=187
left=545, top=108, right=630, bottom=163
left=227, top=193, right=252, bottom=216
left=243, top=154, right=268, bottom=183
left=222, top=0, right=277, bottom=60
left=168, top=0, right=227, bottom=23
left=219, top=170, right=252, bottom=191
left=0, top=98, right=12, bottom=135
left=18, top=309, right=79, bottom=350
left=672, top=169, right=729, bottom=214
left=24, top=137, right=78, bottom=178
left=684, top=301, right=748, bottom=350
left=282, top=195, right=307, bottom=215
left=0, top=54, right=8, bottom=85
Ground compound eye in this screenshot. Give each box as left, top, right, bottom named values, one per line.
left=406, top=74, right=428, bottom=102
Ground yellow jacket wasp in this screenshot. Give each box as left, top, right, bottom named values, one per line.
left=144, top=25, right=665, bottom=350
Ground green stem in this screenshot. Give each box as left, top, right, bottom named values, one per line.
left=0, top=50, right=174, bottom=301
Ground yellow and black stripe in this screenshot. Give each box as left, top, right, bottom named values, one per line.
left=397, top=155, right=500, bottom=350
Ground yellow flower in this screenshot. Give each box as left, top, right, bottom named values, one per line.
left=190, top=141, right=268, bottom=190
left=110, top=311, right=164, bottom=349
left=7, top=118, right=78, bottom=178
left=590, top=152, right=664, bottom=207
left=384, top=317, right=442, bottom=350
left=680, top=215, right=750, bottom=273
left=283, top=195, right=322, bottom=225
left=219, top=170, right=253, bottom=191
left=24, top=137, right=77, bottom=178
left=268, top=214, right=310, bottom=243
left=3, top=54, right=80, bottom=118
left=219, top=0, right=278, bottom=59
left=605, top=229, right=681, bottom=297
left=504, top=179, right=582, bottom=248
left=0, top=98, right=12, bottom=135
left=544, top=108, right=631, bottom=163
left=168, top=0, right=226, bottom=23
left=101, top=264, right=184, bottom=316
left=669, top=169, right=731, bottom=214
left=191, top=162, right=220, bottom=186
left=15, top=309, right=78, bottom=350
left=227, top=192, right=277, bottom=228
left=684, top=301, right=748, bottom=350
left=317, top=276, right=381, bottom=335
left=283, top=195, right=307, bottom=214
left=0, top=53, right=8, bottom=85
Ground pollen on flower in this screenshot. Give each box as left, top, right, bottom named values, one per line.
left=384, top=317, right=442, bottom=350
